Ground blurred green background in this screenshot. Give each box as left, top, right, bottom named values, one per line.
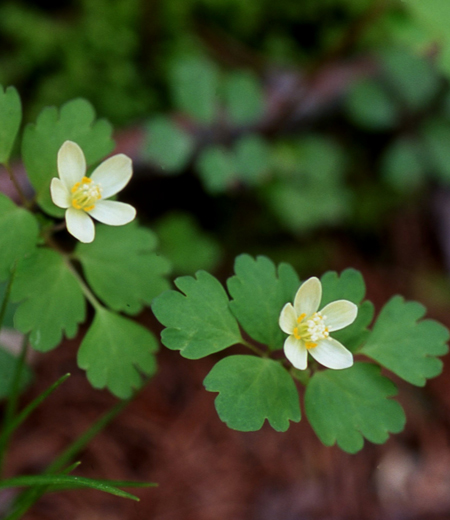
left=3, top=0, right=450, bottom=281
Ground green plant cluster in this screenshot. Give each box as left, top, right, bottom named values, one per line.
left=0, top=86, right=170, bottom=399
left=152, top=255, right=449, bottom=453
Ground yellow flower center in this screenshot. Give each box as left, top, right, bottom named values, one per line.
left=71, top=176, right=102, bottom=211
left=293, top=312, right=330, bottom=349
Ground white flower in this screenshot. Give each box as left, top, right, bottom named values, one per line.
left=50, top=140, right=136, bottom=243
left=279, top=277, right=357, bottom=370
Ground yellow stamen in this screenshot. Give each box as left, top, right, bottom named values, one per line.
left=305, top=342, right=317, bottom=350
left=297, top=313, right=306, bottom=323
left=70, top=176, right=101, bottom=211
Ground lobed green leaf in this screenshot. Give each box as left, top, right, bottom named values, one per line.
left=152, top=270, right=242, bottom=359
left=144, top=116, right=194, bottom=172
left=0, top=85, right=22, bottom=164
left=361, top=296, right=449, bottom=386
left=21, top=98, right=114, bottom=216
left=224, top=71, right=265, bottom=125
left=170, top=56, right=219, bottom=124
left=76, top=223, right=170, bottom=315
left=320, top=269, right=374, bottom=352
left=11, top=248, right=86, bottom=352
left=305, top=362, right=406, bottom=453
left=0, top=193, right=39, bottom=281
left=78, top=308, right=158, bottom=399
left=227, top=254, right=299, bottom=350
left=204, top=355, right=300, bottom=431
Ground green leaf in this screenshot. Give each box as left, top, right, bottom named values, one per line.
left=154, top=212, right=222, bottom=275
left=0, top=85, right=21, bottom=164
left=204, top=355, right=300, bottom=431
left=320, top=268, right=366, bottom=306
left=227, top=255, right=299, bottom=350
left=78, top=308, right=158, bottom=399
left=11, top=248, right=86, bottom=352
left=225, top=71, right=265, bottom=125
left=421, top=118, right=450, bottom=184
left=0, top=346, right=32, bottom=399
left=21, top=98, right=114, bottom=216
left=197, top=145, right=236, bottom=193
left=0, top=474, right=155, bottom=501
left=234, top=135, right=270, bottom=185
left=152, top=271, right=242, bottom=359
left=76, top=223, right=170, bottom=315
left=144, top=116, right=194, bottom=172
left=0, top=193, right=39, bottom=281
left=170, top=56, right=219, bottom=123
left=266, top=181, right=350, bottom=233
left=320, top=269, right=374, bottom=352
left=380, top=137, right=425, bottom=192
left=361, top=296, right=449, bottom=386
left=305, top=362, right=405, bottom=453
left=345, top=79, right=398, bottom=130
left=381, top=47, right=439, bottom=110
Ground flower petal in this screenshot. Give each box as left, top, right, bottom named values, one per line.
left=57, top=141, right=86, bottom=188
left=65, top=207, right=95, bottom=243
left=308, top=337, right=353, bottom=369
left=88, top=200, right=136, bottom=226
left=294, top=277, right=321, bottom=317
left=90, top=154, right=132, bottom=199
left=284, top=335, right=308, bottom=370
left=321, top=300, right=358, bottom=331
left=279, top=303, right=297, bottom=334
left=50, top=178, right=71, bottom=208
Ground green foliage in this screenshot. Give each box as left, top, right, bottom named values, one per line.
left=0, top=346, right=32, bottom=399
left=154, top=212, right=222, bottom=274
left=0, top=193, right=39, bottom=281
left=381, top=137, right=425, bottom=192
left=224, top=71, right=265, bottom=125
left=76, top=223, right=170, bottom=315
left=345, top=79, right=398, bottom=130
left=227, top=254, right=299, bottom=350
left=305, top=363, right=406, bottom=453
left=234, top=135, right=270, bottom=185
left=78, top=308, right=158, bottom=399
left=0, top=474, right=155, bottom=501
left=21, top=98, right=114, bottom=216
left=361, top=296, right=449, bottom=386
left=144, top=117, right=195, bottom=172
left=381, top=47, right=439, bottom=110
left=152, top=271, right=242, bottom=359
left=0, top=84, right=21, bottom=164
left=197, top=146, right=236, bottom=193
left=11, top=248, right=86, bottom=352
left=421, top=118, right=450, bottom=184
left=320, top=269, right=374, bottom=352
left=170, top=56, right=219, bottom=123
left=204, top=355, right=301, bottom=431
left=266, top=137, right=350, bottom=232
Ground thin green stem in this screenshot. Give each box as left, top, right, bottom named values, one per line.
left=43, top=234, right=102, bottom=310
left=4, top=163, right=31, bottom=210
left=0, top=335, right=29, bottom=478
left=0, top=267, right=16, bottom=332
left=5, top=399, right=130, bottom=519
left=241, top=339, right=266, bottom=357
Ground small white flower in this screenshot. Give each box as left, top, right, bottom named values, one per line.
left=279, top=277, right=357, bottom=370
left=50, top=140, right=136, bottom=243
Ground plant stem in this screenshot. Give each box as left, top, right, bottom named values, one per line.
left=241, top=339, right=266, bottom=357
left=0, top=267, right=16, bottom=331
left=5, top=399, right=130, bottom=520
left=0, top=335, right=29, bottom=478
